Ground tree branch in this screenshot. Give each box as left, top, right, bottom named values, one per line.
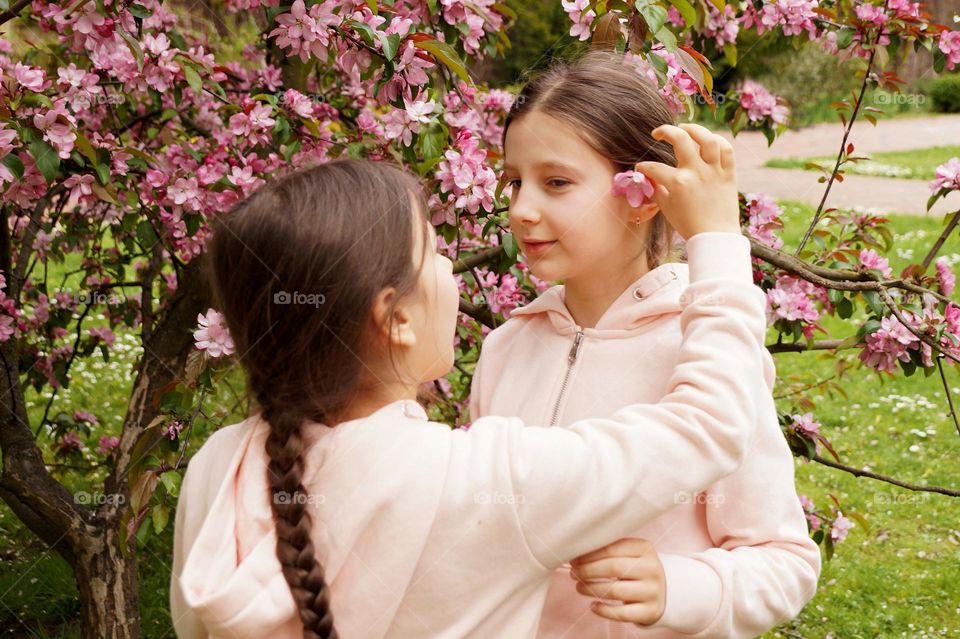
left=811, top=454, right=960, bottom=497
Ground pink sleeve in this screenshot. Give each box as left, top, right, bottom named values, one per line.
left=645, top=349, right=821, bottom=637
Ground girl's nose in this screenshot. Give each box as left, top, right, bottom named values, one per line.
left=508, top=193, right=541, bottom=226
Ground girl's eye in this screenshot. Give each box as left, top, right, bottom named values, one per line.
left=547, top=178, right=569, bottom=188
left=505, top=178, right=520, bottom=189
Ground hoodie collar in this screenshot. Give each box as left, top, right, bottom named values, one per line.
left=510, top=262, right=689, bottom=334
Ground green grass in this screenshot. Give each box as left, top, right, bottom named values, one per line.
left=765, top=145, right=960, bottom=181
left=3, top=202, right=960, bottom=638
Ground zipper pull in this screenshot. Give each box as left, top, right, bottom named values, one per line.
left=568, top=330, right=584, bottom=364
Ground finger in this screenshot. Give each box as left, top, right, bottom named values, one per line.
left=719, top=137, right=735, bottom=173
left=571, top=556, right=654, bottom=581
left=590, top=601, right=661, bottom=625
left=575, top=578, right=657, bottom=602
left=572, top=538, right=653, bottom=565
left=651, top=124, right=700, bottom=167
left=678, top=123, right=721, bottom=165
left=633, top=161, right=676, bottom=190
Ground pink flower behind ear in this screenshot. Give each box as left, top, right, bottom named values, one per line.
left=611, top=170, right=655, bottom=208
left=194, top=308, right=235, bottom=358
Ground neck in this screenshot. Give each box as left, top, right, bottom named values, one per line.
left=327, top=380, right=417, bottom=426
left=563, top=254, right=650, bottom=329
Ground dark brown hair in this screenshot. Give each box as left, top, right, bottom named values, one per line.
left=503, top=49, right=681, bottom=269
left=205, top=159, right=430, bottom=639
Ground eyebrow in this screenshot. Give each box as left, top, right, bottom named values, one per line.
left=501, top=160, right=580, bottom=175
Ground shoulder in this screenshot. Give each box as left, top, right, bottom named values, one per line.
left=182, top=418, right=257, bottom=493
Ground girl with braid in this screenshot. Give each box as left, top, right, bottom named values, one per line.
left=171, top=138, right=763, bottom=638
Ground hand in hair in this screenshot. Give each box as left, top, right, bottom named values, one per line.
left=633, top=123, right=740, bottom=240
left=569, top=538, right=667, bottom=627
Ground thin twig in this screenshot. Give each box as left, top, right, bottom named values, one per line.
left=811, top=455, right=960, bottom=497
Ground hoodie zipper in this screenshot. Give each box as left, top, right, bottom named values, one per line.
left=549, top=329, right=584, bottom=426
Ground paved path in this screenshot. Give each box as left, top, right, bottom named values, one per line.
left=720, top=114, right=960, bottom=217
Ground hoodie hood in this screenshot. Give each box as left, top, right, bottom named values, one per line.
left=177, top=416, right=302, bottom=638
left=176, top=400, right=449, bottom=639
left=510, top=262, right=689, bottom=334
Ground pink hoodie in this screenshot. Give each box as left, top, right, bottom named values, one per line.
left=470, top=249, right=821, bottom=638
left=170, top=232, right=768, bottom=638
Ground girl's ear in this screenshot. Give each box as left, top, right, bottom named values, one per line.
left=630, top=201, right=660, bottom=225
left=371, top=287, right=417, bottom=348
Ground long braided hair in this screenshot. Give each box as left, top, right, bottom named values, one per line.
left=503, top=49, right=683, bottom=269
left=205, top=159, right=430, bottom=638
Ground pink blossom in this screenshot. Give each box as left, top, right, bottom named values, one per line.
left=935, top=258, right=956, bottom=296
left=435, top=130, right=497, bottom=215
left=611, top=170, right=655, bottom=207
left=74, top=410, right=99, bottom=425
left=194, top=308, right=235, bottom=357
left=88, top=326, right=116, bottom=347
left=858, top=248, right=892, bottom=278
left=798, top=494, right=821, bottom=530
left=855, top=3, right=888, bottom=28
left=13, top=63, right=47, bottom=92
left=743, top=192, right=784, bottom=249
left=766, top=275, right=821, bottom=325
left=859, top=314, right=919, bottom=373
left=0, top=316, right=15, bottom=342
left=742, top=0, right=819, bottom=39
left=831, top=513, right=853, bottom=543
left=704, top=4, right=740, bottom=48
left=737, top=80, right=790, bottom=125
left=168, top=177, right=201, bottom=209
left=477, top=271, right=525, bottom=317
left=58, top=431, right=84, bottom=452
left=161, top=419, right=185, bottom=440
left=562, top=0, right=596, bottom=41
left=939, top=31, right=960, bottom=72
left=269, top=0, right=340, bottom=63
left=791, top=412, right=821, bottom=436
left=930, top=157, right=960, bottom=193
left=97, top=435, right=120, bottom=455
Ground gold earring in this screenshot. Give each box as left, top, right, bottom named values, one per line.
left=635, top=216, right=641, bottom=226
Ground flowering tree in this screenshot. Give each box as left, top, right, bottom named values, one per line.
left=0, top=0, right=958, bottom=635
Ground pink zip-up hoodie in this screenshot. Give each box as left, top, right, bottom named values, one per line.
left=470, top=249, right=821, bottom=639
left=170, top=233, right=768, bottom=638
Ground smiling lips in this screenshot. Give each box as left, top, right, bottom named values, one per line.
left=522, top=239, right=557, bottom=256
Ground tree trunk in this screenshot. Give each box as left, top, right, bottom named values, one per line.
left=74, top=523, right=141, bottom=639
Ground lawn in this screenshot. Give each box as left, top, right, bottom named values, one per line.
left=765, top=145, right=960, bottom=181
left=1, top=202, right=959, bottom=638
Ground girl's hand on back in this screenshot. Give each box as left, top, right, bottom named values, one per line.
left=569, top=538, right=666, bottom=627
left=634, top=123, right=740, bottom=240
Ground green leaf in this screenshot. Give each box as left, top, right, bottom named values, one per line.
left=723, top=43, right=737, bottom=67
left=152, top=504, right=170, bottom=534
left=413, top=39, right=471, bottom=84
left=28, top=139, right=60, bottom=184
left=836, top=27, right=854, bottom=50
left=637, top=2, right=667, bottom=36
left=861, top=290, right=884, bottom=316
left=182, top=64, right=203, bottom=95
left=127, top=2, right=152, bottom=18
left=837, top=296, right=853, bottom=319
left=379, top=32, right=401, bottom=60
left=136, top=220, right=158, bottom=247
left=654, top=26, right=677, bottom=51
left=502, top=233, right=518, bottom=260
left=1, top=153, right=24, bottom=181
left=116, top=26, right=144, bottom=71
left=365, top=0, right=378, bottom=14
